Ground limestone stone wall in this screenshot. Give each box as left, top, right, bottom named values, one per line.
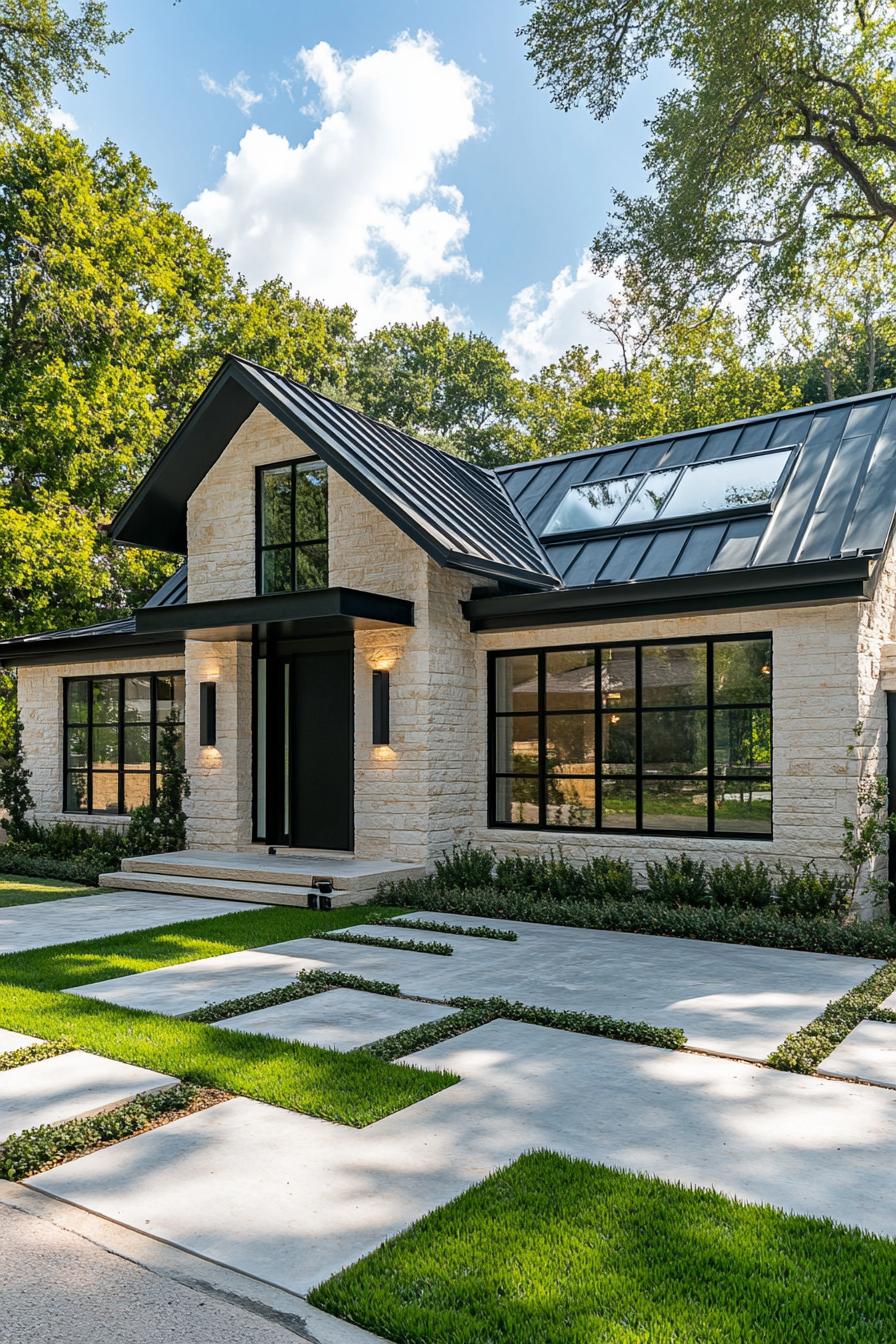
left=16, top=653, right=185, bottom=830
left=187, top=406, right=315, bottom=603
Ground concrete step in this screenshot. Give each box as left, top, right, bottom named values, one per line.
left=97, top=870, right=362, bottom=909
left=119, top=849, right=424, bottom=895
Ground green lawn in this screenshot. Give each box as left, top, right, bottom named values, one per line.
left=310, top=1151, right=896, bottom=1343
left=0, top=875, right=95, bottom=908
left=0, top=903, right=458, bottom=1126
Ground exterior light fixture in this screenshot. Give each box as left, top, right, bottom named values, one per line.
left=372, top=669, right=390, bottom=745
left=199, top=681, right=217, bottom=747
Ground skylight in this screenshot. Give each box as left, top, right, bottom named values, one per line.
left=543, top=447, right=797, bottom=537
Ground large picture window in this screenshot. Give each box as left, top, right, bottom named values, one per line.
left=489, top=636, right=771, bottom=837
left=63, top=673, right=185, bottom=815
left=257, top=459, right=328, bottom=595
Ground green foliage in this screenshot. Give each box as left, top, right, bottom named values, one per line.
left=840, top=727, right=896, bottom=913
left=0, top=710, right=33, bottom=838
left=371, top=917, right=517, bottom=941
left=0, top=1084, right=203, bottom=1181
left=774, top=862, right=852, bottom=921
left=768, top=960, right=896, bottom=1074
left=645, top=854, right=710, bottom=907
left=0, top=1038, right=70, bottom=1071
left=520, top=1, right=896, bottom=327
left=317, top=930, right=454, bottom=956
left=310, top=1150, right=896, bottom=1342
left=185, top=968, right=403, bottom=1025
left=0, top=0, right=126, bottom=130
left=380, top=880, right=896, bottom=958
left=0, top=849, right=107, bottom=887
left=126, top=709, right=189, bottom=856
left=494, top=850, right=583, bottom=900
left=578, top=855, right=636, bottom=901
left=434, top=843, right=494, bottom=889
left=707, top=858, right=774, bottom=909
left=0, top=875, right=93, bottom=908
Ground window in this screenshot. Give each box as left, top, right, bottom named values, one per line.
left=542, top=447, right=796, bottom=536
left=258, top=460, right=328, bottom=594
left=490, top=636, right=771, bottom=837
left=63, top=673, right=185, bottom=815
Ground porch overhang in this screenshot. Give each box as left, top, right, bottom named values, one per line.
left=134, top=586, right=415, bottom=642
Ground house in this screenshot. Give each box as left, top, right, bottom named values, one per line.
left=3, top=354, right=896, bottom=913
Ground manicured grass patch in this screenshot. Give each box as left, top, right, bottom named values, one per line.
left=768, top=960, right=896, bottom=1073
left=371, top=917, right=517, bottom=942
left=185, top=969, right=402, bottom=1024
left=309, top=1150, right=896, bottom=1344
left=317, top=930, right=453, bottom=956
left=381, top=883, right=896, bottom=958
left=0, top=1083, right=222, bottom=1180
left=0, top=1039, right=70, bottom=1070
left=0, top=903, right=455, bottom=1126
left=0, top=876, right=95, bottom=908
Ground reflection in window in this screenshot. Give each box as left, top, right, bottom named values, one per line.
left=542, top=449, right=795, bottom=535
left=64, top=673, right=184, bottom=815
left=490, top=637, right=771, bottom=836
left=258, top=460, right=329, bottom=595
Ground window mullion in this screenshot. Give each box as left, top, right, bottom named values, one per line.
left=538, top=650, right=546, bottom=829
left=707, top=641, right=715, bottom=835
left=635, top=650, right=643, bottom=832
left=595, top=643, right=601, bottom=833
left=117, top=677, right=124, bottom=816
left=86, top=678, right=93, bottom=814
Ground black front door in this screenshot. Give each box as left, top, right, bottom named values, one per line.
left=289, top=647, right=353, bottom=850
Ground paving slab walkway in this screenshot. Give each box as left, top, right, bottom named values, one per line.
left=67, top=912, right=881, bottom=1061
left=216, top=987, right=455, bottom=1051
left=0, top=889, right=259, bottom=954
left=0, top=1026, right=40, bottom=1053
left=0, top=1051, right=176, bottom=1141
left=28, top=1019, right=896, bottom=1296
left=820, top=1019, right=896, bottom=1086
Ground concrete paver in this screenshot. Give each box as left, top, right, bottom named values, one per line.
left=0, top=1026, right=40, bottom=1053
left=0, top=1050, right=176, bottom=1141
left=819, top=1018, right=896, bottom=1086
left=0, top=889, right=259, bottom=954
left=28, top=1019, right=896, bottom=1295
left=67, top=912, right=880, bottom=1061
left=216, top=987, right=455, bottom=1050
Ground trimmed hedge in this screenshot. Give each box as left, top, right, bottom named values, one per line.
left=378, top=881, right=896, bottom=959
left=768, top=961, right=896, bottom=1073
left=0, top=1083, right=205, bottom=1180
left=317, top=930, right=454, bottom=956
left=185, top=968, right=402, bottom=1024
left=0, top=1039, right=70, bottom=1071
left=0, top=850, right=105, bottom=887
left=370, top=917, right=517, bottom=942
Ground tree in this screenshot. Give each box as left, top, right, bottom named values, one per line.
left=347, top=320, right=527, bottom=466
left=0, top=708, right=33, bottom=837
left=0, top=0, right=126, bottom=129
left=519, top=0, right=896, bottom=324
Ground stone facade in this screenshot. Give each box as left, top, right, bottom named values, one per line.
left=14, top=402, right=896, bottom=910
left=17, top=653, right=186, bottom=830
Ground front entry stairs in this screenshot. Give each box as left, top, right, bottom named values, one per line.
left=99, top=850, right=425, bottom=908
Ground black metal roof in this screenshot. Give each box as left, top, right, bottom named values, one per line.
left=110, top=357, right=560, bottom=592
left=495, top=390, right=896, bottom=589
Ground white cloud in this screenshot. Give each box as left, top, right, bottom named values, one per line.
left=199, top=70, right=262, bottom=117
left=48, top=107, right=78, bottom=132
left=185, top=33, right=482, bottom=332
left=502, top=250, right=620, bottom=375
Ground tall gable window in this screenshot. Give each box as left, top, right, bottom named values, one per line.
left=258, top=460, right=328, bottom=595
left=64, top=673, right=184, bottom=815
left=489, top=636, right=771, bottom=837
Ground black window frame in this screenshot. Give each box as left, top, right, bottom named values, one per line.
left=62, top=671, right=185, bottom=816
left=488, top=633, right=772, bottom=839
left=255, top=456, right=329, bottom=596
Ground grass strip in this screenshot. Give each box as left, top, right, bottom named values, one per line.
left=370, top=917, right=517, bottom=942
left=316, top=930, right=454, bottom=956
left=308, top=1149, right=896, bottom=1344
left=0, top=876, right=95, bottom=908
left=768, top=961, right=896, bottom=1073
left=0, top=1083, right=222, bottom=1180
left=0, top=904, right=456, bottom=1127
left=362, top=995, right=685, bottom=1061
left=185, top=969, right=402, bottom=1024
left=379, top=882, right=896, bottom=959
left=0, top=1039, right=70, bottom=1070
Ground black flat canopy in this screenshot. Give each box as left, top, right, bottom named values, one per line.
left=134, top=586, right=414, bottom=643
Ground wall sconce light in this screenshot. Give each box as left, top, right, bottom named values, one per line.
left=199, top=681, right=217, bottom=747
left=372, top=669, right=390, bottom=745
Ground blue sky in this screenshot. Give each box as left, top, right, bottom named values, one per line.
left=57, top=0, right=669, bottom=373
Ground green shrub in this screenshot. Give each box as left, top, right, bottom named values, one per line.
left=578, top=856, right=636, bottom=901
left=0, top=850, right=107, bottom=887
left=707, top=858, right=774, bottom=908
left=494, top=850, right=583, bottom=900
left=0, top=710, right=33, bottom=839
left=12, top=819, right=128, bottom=862
left=774, top=862, right=852, bottom=920
left=434, top=843, right=493, bottom=889
left=768, top=960, right=896, bottom=1073
left=645, top=854, right=709, bottom=907
left=126, top=709, right=189, bottom=856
